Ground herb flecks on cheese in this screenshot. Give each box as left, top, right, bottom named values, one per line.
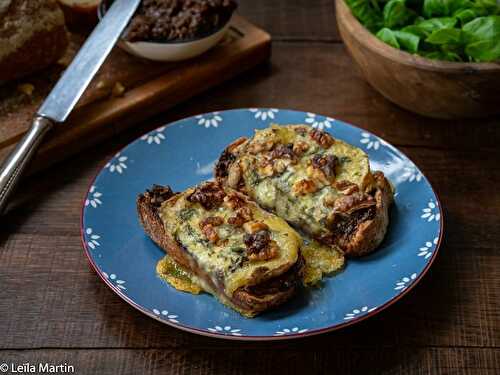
left=159, top=182, right=301, bottom=295
left=228, top=125, right=374, bottom=240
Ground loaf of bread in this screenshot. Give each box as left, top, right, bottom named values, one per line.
left=0, top=0, right=68, bottom=83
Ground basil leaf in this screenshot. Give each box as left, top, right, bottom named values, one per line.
left=394, top=30, right=421, bottom=52
left=376, top=27, right=401, bottom=48
left=465, top=39, right=500, bottom=61
left=383, top=0, right=416, bottom=28
left=426, top=27, right=463, bottom=44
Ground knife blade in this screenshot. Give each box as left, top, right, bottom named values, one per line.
left=0, top=0, right=141, bottom=213
left=39, top=0, right=141, bottom=122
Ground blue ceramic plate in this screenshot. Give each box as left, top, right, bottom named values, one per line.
left=81, top=109, right=443, bottom=340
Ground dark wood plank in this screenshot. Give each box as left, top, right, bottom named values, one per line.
left=239, top=0, right=340, bottom=41
left=1, top=348, right=499, bottom=375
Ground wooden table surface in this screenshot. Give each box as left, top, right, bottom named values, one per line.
left=1, top=1, right=499, bottom=374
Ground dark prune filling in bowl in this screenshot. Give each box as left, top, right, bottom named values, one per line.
left=99, top=0, right=237, bottom=44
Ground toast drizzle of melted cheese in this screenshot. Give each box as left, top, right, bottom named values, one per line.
left=158, top=186, right=301, bottom=296
left=157, top=238, right=345, bottom=293
left=156, top=254, right=203, bottom=294
left=301, top=239, right=345, bottom=286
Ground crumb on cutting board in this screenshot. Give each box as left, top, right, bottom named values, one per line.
left=111, top=82, right=125, bottom=97
left=17, top=83, right=35, bottom=96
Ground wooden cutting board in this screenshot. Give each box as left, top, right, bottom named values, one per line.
left=0, top=15, right=270, bottom=173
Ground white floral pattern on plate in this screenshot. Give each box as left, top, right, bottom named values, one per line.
left=196, top=112, right=223, bottom=128
left=401, top=161, right=422, bottom=183
left=102, top=272, right=126, bottom=290
left=85, top=185, right=102, bottom=208
left=394, top=273, right=417, bottom=291
left=85, top=228, right=101, bottom=250
left=274, top=327, right=308, bottom=336
left=360, top=132, right=387, bottom=150
left=105, top=153, right=128, bottom=174
left=304, top=112, right=334, bottom=130
left=82, top=109, right=443, bottom=339
left=421, top=199, right=441, bottom=222
left=141, top=126, right=166, bottom=144
left=343, top=306, right=377, bottom=320
left=249, top=108, right=278, bottom=121
left=418, top=237, right=439, bottom=259
left=153, top=309, right=179, bottom=323
left=207, top=326, right=242, bottom=336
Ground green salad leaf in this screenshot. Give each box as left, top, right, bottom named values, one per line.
left=425, top=27, right=463, bottom=44
left=422, top=50, right=463, bottom=60
left=417, top=17, right=458, bottom=33
left=383, top=0, right=417, bottom=28
left=462, top=15, right=500, bottom=42
left=346, top=0, right=384, bottom=31
left=423, top=0, right=453, bottom=18
left=395, top=30, right=421, bottom=51
left=377, top=27, right=421, bottom=52
left=376, top=27, right=401, bottom=48
left=462, top=15, right=500, bottom=60
left=345, top=0, right=500, bottom=62
left=454, top=8, right=480, bottom=24
left=465, top=39, right=500, bottom=61
left=401, top=24, right=429, bottom=38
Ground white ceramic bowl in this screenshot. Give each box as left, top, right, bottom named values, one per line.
left=98, top=1, right=233, bottom=62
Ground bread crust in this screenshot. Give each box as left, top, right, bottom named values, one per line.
left=215, top=127, right=393, bottom=257
left=137, top=185, right=303, bottom=317
left=57, top=0, right=99, bottom=33
left=321, top=171, right=393, bottom=257
left=0, top=0, right=68, bottom=83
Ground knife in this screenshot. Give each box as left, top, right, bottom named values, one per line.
left=0, top=0, right=141, bottom=213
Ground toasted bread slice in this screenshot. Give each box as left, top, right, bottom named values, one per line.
left=215, top=124, right=393, bottom=257
left=137, top=182, right=304, bottom=317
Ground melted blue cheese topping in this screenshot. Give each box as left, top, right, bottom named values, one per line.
left=235, top=125, right=373, bottom=237
left=159, top=187, right=301, bottom=295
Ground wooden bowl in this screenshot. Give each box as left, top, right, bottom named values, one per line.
left=336, top=0, right=500, bottom=119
